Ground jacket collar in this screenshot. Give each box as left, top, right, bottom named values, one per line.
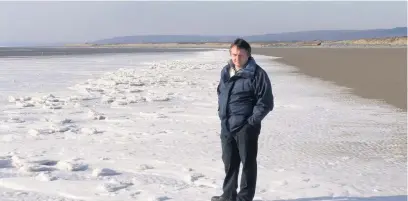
left=224, top=57, right=257, bottom=79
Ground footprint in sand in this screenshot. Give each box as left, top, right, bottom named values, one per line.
left=152, top=196, right=172, bottom=201
left=126, top=95, right=147, bottom=104
left=139, top=112, right=168, bottom=120
left=0, top=156, right=13, bottom=168
left=30, top=159, right=59, bottom=166
left=20, top=165, right=56, bottom=173
left=111, top=100, right=128, bottom=106
left=46, top=118, right=73, bottom=125
left=269, top=180, right=288, bottom=188
left=129, top=191, right=142, bottom=197
left=101, top=95, right=115, bottom=104
left=181, top=167, right=216, bottom=188
left=28, top=124, right=75, bottom=136
left=92, top=168, right=120, bottom=177
left=126, top=88, right=144, bottom=93
left=38, top=96, right=65, bottom=110
left=144, top=92, right=172, bottom=102
left=87, top=110, right=106, bottom=120
left=130, top=191, right=172, bottom=201
left=16, top=101, right=35, bottom=108
left=56, top=159, right=88, bottom=172
left=136, top=164, right=155, bottom=171
left=28, top=128, right=55, bottom=136
left=80, top=127, right=103, bottom=135
left=97, top=179, right=133, bottom=193
left=17, top=159, right=59, bottom=173
left=13, top=158, right=86, bottom=174
left=6, top=116, right=25, bottom=123
left=8, top=96, right=32, bottom=103
left=279, top=104, right=303, bottom=110
left=188, top=172, right=205, bottom=183
left=35, top=172, right=58, bottom=181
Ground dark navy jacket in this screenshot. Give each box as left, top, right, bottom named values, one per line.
left=217, top=57, right=274, bottom=134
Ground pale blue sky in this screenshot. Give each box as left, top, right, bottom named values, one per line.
left=0, top=1, right=406, bottom=45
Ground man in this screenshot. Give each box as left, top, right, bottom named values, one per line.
left=212, top=38, right=274, bottom=201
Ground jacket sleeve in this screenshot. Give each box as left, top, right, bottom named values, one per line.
left=217, top=82, right=221, bottom=96
left=217, top=82, right=221, bottom=111
left=217, top=67, right=224, bottom=97
left=247, top=69, right=274, bottom=126
left=217, top=70, right=223, bottom=111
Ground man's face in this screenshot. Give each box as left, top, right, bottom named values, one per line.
left=230, top=45, right=249, bottom=68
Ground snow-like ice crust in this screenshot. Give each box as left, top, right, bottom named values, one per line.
left=0, top=49, right=406, bottom=201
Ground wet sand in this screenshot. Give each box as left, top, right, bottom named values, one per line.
left=252, top=47, right=407, bottom=110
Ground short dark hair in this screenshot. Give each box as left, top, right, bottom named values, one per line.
left=230, top=38, right=251, bottom=56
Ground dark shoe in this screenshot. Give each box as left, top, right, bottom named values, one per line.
left=211, top=195, right=234, bottom=201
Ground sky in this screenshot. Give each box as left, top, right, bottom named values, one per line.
left=0, top=1, right=406, bottom=45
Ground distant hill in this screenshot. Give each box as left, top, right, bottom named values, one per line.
left=0, top=42, right=67, bottom=47
left=92, top=27, right=407, bottom=44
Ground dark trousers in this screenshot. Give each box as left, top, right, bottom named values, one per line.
left=220, top=123, right=260, bottom=201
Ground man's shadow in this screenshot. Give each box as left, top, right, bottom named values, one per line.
left=254, top=195, right=407, bottom=201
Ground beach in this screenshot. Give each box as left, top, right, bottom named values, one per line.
left=252, top=47, right=407, bottom=111
left=0, top=48, right=406, bottom=201
left=0, top=47, right=212, bottom=58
